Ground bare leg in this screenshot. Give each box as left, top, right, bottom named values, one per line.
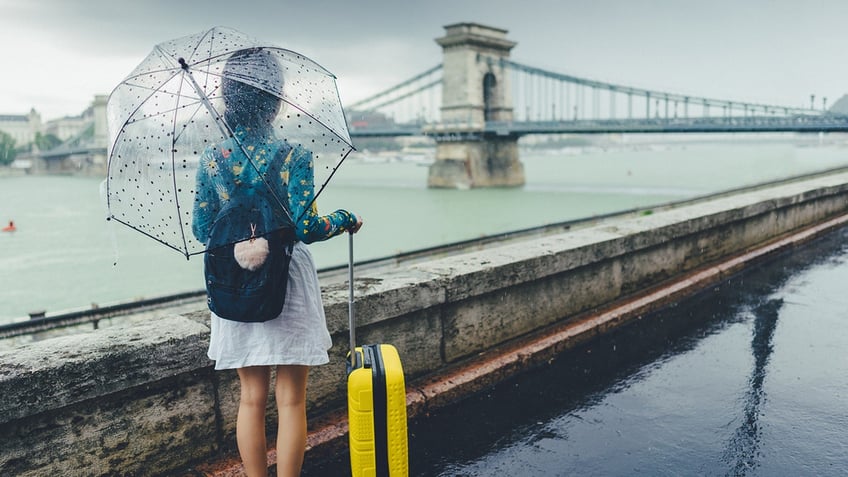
left=237, top=366, right=272, bottom=477
left=275, top=365, right=309, bottom=477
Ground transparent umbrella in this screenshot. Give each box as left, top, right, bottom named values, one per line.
left=105, top=26, right=353, bottom=258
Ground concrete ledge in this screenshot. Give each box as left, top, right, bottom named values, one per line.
left=0, top=316, right=215, bottom=476
left=0, top=316, right=210, bottom=423
left=323, top=171, right=848, bottom=366
left=2, top=171, right=848, bottom=476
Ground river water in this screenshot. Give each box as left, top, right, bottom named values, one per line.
left=1, top=138, right=847, bottom=323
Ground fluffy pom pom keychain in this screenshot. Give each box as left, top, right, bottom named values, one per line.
left=234, top=224, right=269, bottom=271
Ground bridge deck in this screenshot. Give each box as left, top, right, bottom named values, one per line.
left=349, top=116, right=848, bottom=138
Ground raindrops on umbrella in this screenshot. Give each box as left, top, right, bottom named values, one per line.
left=105, top=26, right=354, bottom=258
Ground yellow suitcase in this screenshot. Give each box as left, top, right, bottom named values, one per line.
left=348, top=344, right=408, bottom=477
left=346, top=235, right=409, bottom=477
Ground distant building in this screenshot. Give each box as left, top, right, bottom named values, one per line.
left=44, top=112, right=90, bottom=142
left=0, top=108, right=41, bottom=145
left=43, top=95, right=109, bottom=145
left=34, top=95, right=108, bottom=175
left=4, top=96, right=109, bottom=175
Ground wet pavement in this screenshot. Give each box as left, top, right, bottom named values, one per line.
left=303, top=226, right=848, bottom=477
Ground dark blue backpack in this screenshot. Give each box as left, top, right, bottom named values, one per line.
left=203, top=146, right=295, bottom=323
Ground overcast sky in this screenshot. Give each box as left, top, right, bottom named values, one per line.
left=3, top=0, right=848, bottom=121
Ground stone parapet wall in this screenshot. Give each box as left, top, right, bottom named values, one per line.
left=2, top=171, right=848, bottom=476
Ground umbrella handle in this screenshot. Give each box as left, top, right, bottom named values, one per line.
left=348, top=232, right=356, bottom=368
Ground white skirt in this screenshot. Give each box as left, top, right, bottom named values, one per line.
left=207, top=242, right=332, bottom=370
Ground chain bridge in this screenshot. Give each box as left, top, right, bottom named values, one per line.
left=35, top=23, right=848, bottom=185
left=347, top=23, right=848, bottom=188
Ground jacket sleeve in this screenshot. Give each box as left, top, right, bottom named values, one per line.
left=286, top=147, right=357, bottom=244
left=192, top=147, right=221, bottom=244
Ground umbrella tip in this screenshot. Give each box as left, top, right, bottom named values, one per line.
left=178, top=57, right=188, bottom=70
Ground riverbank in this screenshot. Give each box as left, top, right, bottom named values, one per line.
left=0, top=166, right=27, bottom=177
left=3, top=168, right=848, bottom=476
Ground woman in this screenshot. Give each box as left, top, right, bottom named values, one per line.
left=192, top=48, right=361, bottom=477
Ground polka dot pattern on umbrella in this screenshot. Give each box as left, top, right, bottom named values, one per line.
left=106, top=26, right=354, bottom=257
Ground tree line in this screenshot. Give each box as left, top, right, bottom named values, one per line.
left=0, top=131, right=62, bottom=165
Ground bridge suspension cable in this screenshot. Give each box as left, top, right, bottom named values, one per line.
left=504, top=59, right=821, bottom=123
left=346, top=65, right=442, bottom=134
left=345, top=57, right=848, bottom=138
left=347, top=65, right=442, bottom=110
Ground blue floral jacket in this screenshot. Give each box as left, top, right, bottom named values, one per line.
left=192, top=127, right=356, bottom=245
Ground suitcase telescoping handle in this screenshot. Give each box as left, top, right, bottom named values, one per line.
left=348, top=232, right=356, bottom=368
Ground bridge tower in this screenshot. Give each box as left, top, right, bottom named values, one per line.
left=428, top=23, right=525, bottom=188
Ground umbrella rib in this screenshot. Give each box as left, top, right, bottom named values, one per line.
left=122, top=98, right=203, bottom=127
left=169, top=72, right=192, bottom=256
left=204, top=65, right=353, bottom=145
left=285, top=101, right=353, bottom=146
left=184, top=68, right=347, bottom=145
left=186, top=27, right=218, bottom=64
left=119, top=79, right=196, bottom=100
left=115, top=81, right=204, bottom=128
left=335, top=82, right=357, bottom=149
left=171, top=101, right=208, bottom=144
left=120, top=65, right=181, bottom=85
left=107, top=68, right=183, bottom=191
left=108, top=216, right=192, bottom=259
left=120, top=81, right=223, bottom=128
left=120, top=79, right=171, bottom=93
left=296, top=147, right=354, bottom=224
left=201, top=49, right=335, bottom=84
left=189, top=27, right=219, bottom=96
left=182, top=51, right=230, bottom=70
left=289, top=84, right=356, bottom=224
left=180, top=41, right=334, bottom=78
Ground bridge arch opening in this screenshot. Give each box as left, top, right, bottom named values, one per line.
left=483, top=72, right=497, bottom=121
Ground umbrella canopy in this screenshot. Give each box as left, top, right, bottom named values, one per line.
left=106, top=26, right=353, bottom=258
